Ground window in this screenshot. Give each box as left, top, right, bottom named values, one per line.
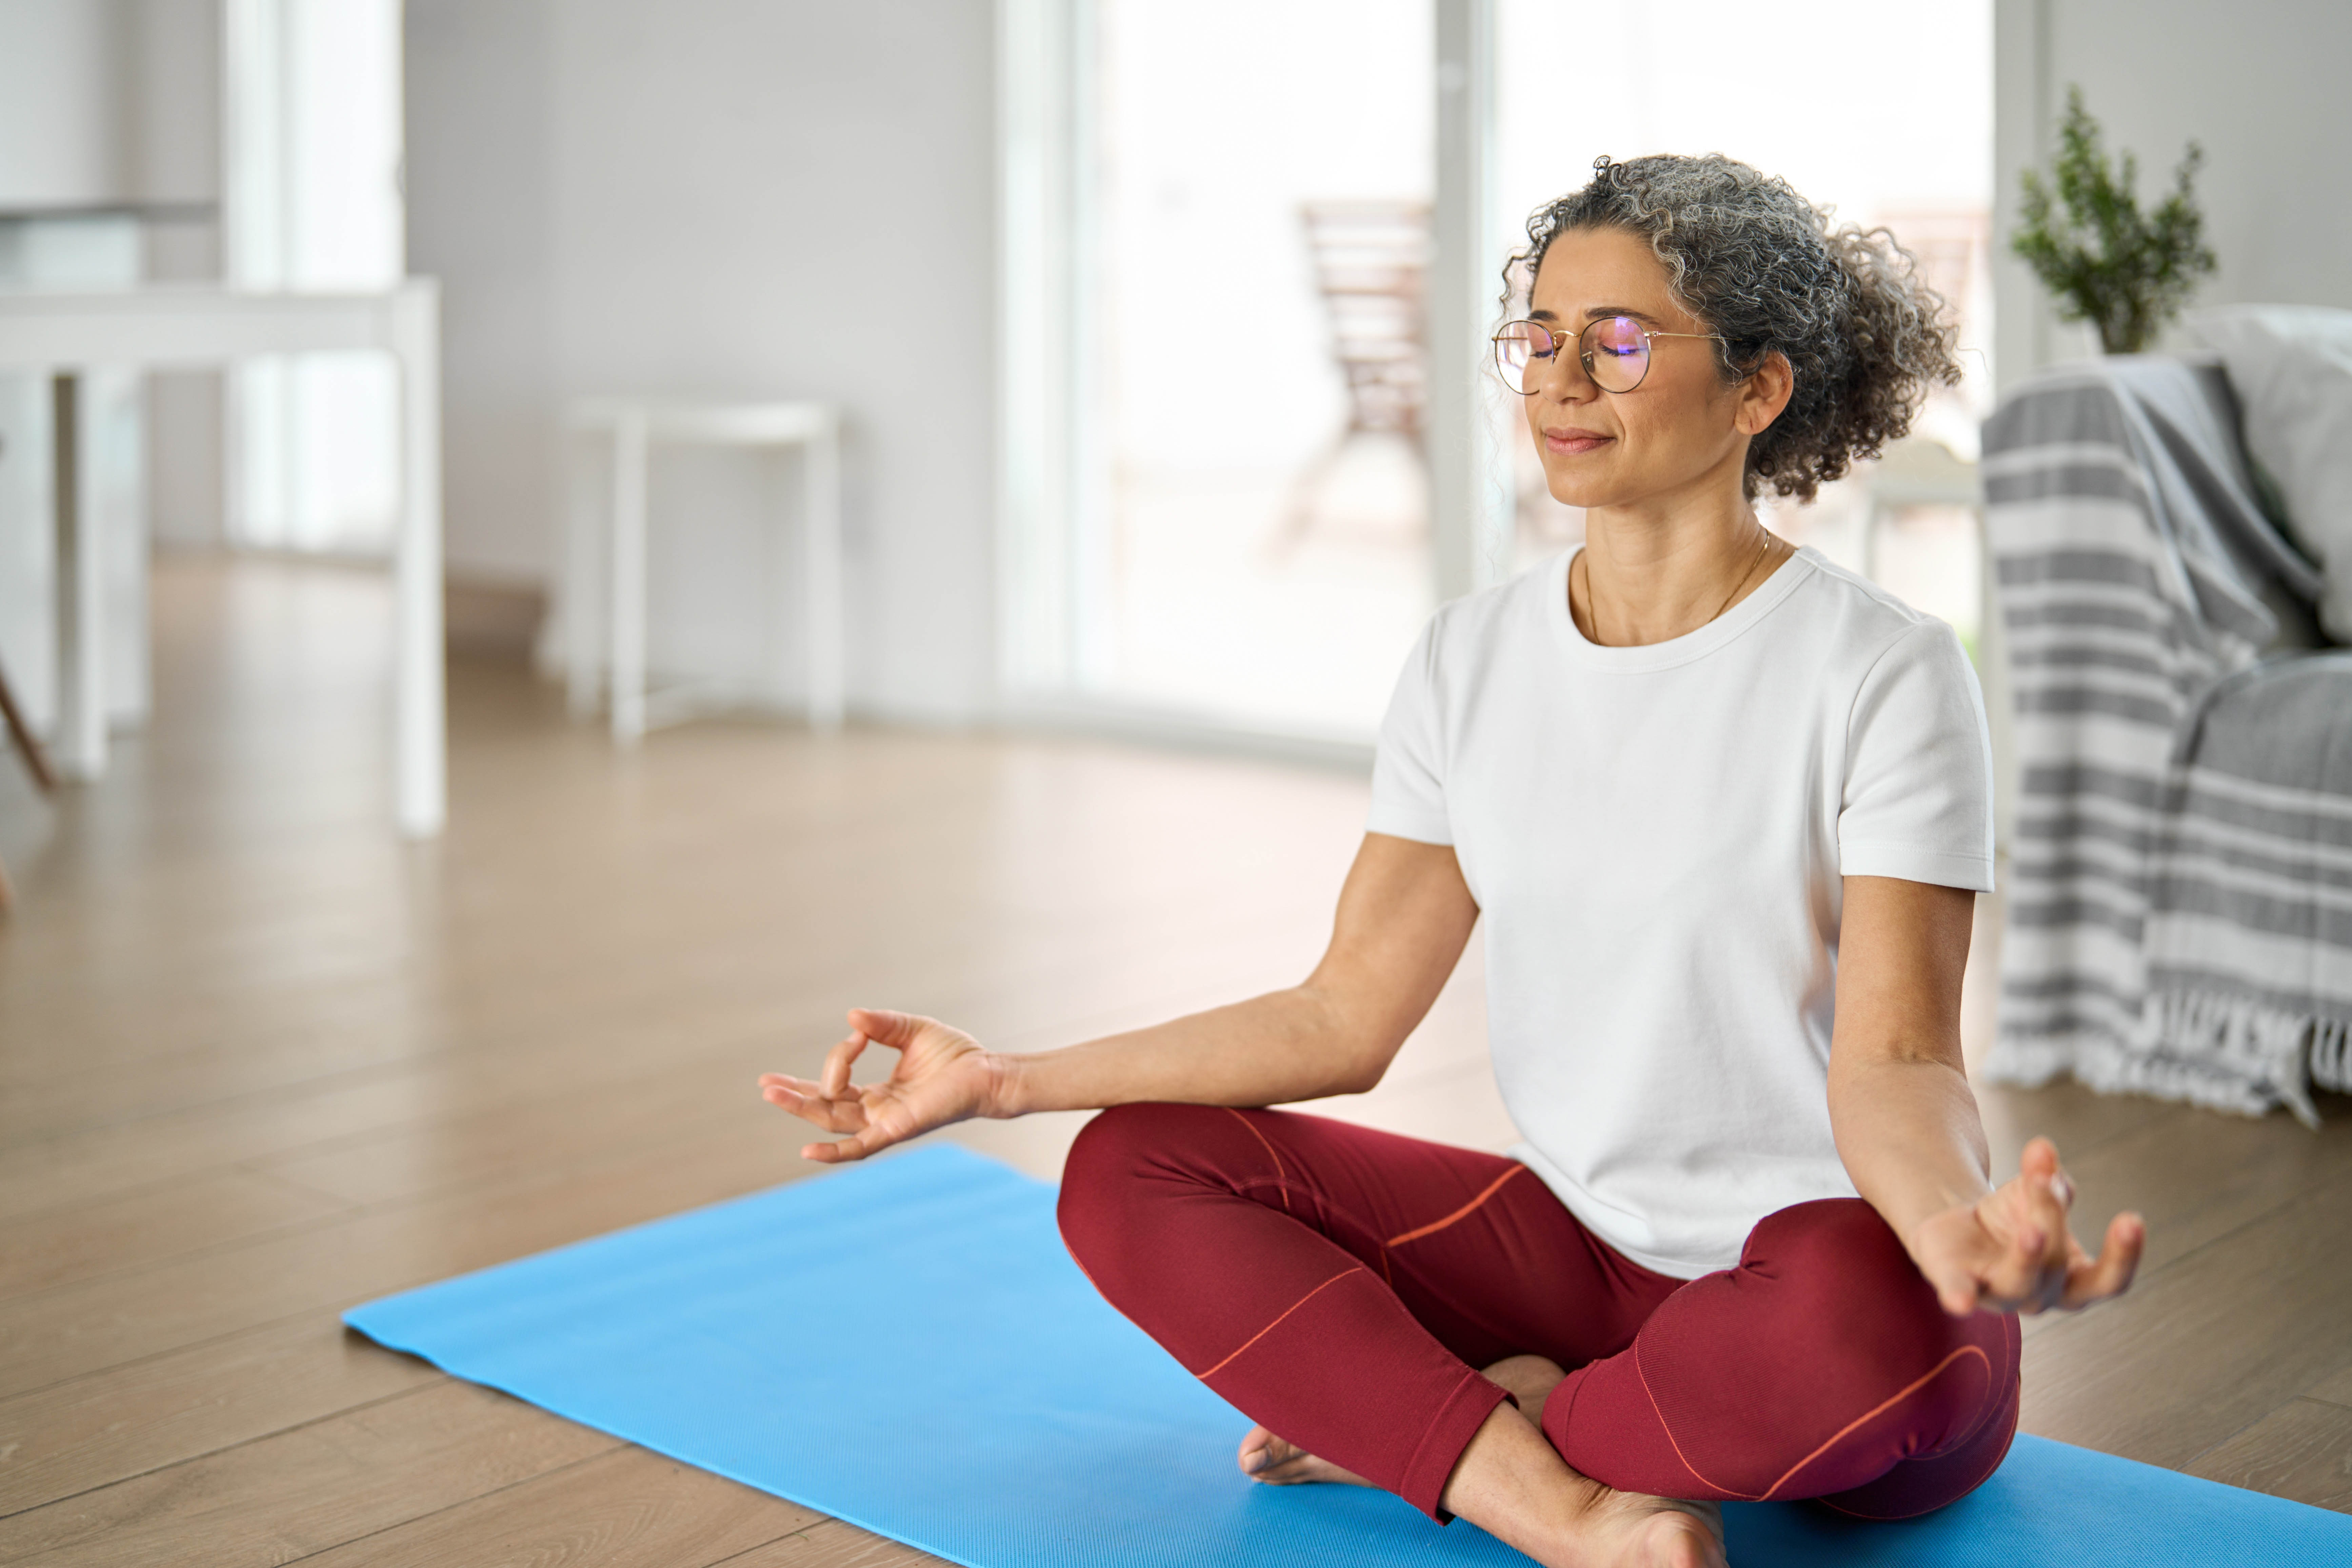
left=224, top=0, right=404, bottom=554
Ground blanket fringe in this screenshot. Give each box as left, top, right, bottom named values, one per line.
left=2313, top=1014, right=2351, bottom=1097
left=1983, top=991, right=2346, bottom=1130
left=2149, top=989, right=2339, bottom=1130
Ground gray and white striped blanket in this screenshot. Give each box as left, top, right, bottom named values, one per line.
left=1980, top=357, right=2352, bottom=1125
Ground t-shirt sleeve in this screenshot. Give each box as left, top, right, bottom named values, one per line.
left=1838, top=620, right=1996, bottom=892
left=1366, top=620, right=1453, bottom=845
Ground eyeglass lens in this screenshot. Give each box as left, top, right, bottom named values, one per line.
left=1494, top=317, right=1651, bottom=395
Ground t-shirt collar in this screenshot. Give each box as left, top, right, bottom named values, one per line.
left=1545, top=542, right=1817, bottom=673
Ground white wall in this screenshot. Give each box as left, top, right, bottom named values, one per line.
left=1995, top=0, right=2352, bottom=388
left=0, top=1, right=131, bottom=207
left=133, top=0, right=226, bottom=548
left=405, top=0, right=999, bottom=723
left=404, top=0, right=555, bottom=589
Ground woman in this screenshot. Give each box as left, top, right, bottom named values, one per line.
left=759, top=155, right=2144, bottom=1568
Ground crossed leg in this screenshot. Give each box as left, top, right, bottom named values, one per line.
left=1056, top=1103, right=2018, bottom=1550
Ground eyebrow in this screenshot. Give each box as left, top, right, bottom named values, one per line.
left=1527, top=305, right=1663, bottom=326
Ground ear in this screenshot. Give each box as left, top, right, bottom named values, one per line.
left=1732, top=351, right=1795, bottom=435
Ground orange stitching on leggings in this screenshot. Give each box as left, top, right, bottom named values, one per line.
left=1760, top=1346, right=1991, bottom=1501
left=1631, top=1340, right=1991, bottom=1501
left=1193, top=1266, right=1363, bottom=1380
left=1632, top=1339, right=1728, bottom=1497
left=1816, top=1367, right=2019, bottom=1520
left=1223, top=1107, right=1291, bottom=1212
left=1385, top=1165, right=1525, bottom=1247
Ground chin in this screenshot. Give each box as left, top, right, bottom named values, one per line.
left=1541, top=473, right=1615, bottom=510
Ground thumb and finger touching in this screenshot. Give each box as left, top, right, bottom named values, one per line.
left=822, top=1028, right=885, bottom=1099
left=762, top=1010, right=980, bottom=1165
left=845, top=1007, right=927, bottom=1048
left=758, top=1073, right=870, bottom=1134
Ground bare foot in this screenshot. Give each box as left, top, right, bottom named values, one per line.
left=1561, top=1478, right=1726, bottom=1568
left=1454, top=1358, right=1726, bottom=1567
left=1485, top=1352, right=1571, bottom=1417
left=1239, top=1354, right=1569, bottom=1488
left=1237, top=1356, right=1728, bottom=1566
left=1236, top=1425, right=1375, bottom=1488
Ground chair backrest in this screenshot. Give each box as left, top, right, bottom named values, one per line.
left=1299, top=200, right=1430, bottom=438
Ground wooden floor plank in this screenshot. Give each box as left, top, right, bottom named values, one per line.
left=2186, top=1399, right=2352, bottom=1512
left=1972, top=1078, right=2180, bottom=1178
left=235, top=957, right=1310, bottom=1212
left=2044, top=1097, right=2352, bottom=1280
left=0, top=1170, right=353, bottom=1305
left=2019, top=1162, right=2352, bottom=1468
left=2301, top=1362, right=2352, bottom=1409
left=0, top=922, right=1288, bottom=1228
left=0, top=1318, right=444, bottom=1517
left=288, top=1443, right=824, bottom=1568
left=0, top=1007, right=798, bottom=1227
left=0, top=1113, right=811, bottom=1401
left=716, top=1519, right=950, bottom=1568
left=0, top=1381, right=614, bottom=1567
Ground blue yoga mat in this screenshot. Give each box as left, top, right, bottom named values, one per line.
left=346, top=1143, right=2351, bottom=1567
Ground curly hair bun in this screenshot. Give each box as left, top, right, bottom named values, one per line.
left=1512, top=154, right=1962, bottom=502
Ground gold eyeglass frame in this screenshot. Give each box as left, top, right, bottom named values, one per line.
left=1492, top=317, right=1728, bottom=395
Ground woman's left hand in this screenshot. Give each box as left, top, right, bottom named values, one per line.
left=1907, top=1136, right=2144, bottom=1317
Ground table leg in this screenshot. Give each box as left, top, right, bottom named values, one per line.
left=52, top=371, right=107, bottom=783
left=565, top=429, right=602, bottom=719
left=611, top=412, right=649, bottom=746
left=804, top=422, right=844, bottom=732
left=393, top=284, right=447, bottom=839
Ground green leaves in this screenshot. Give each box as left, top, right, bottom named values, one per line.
left=2013, top=87, right=2217, bottom=355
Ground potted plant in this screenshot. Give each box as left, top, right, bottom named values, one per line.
left=2012, top=87, right=2217, bottom=354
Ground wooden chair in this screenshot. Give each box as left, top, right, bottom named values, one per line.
left=1277, top=200, right=1431, bottom=548
left=0, top=656, right=58, bottom=911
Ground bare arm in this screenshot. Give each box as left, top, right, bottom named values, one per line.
left=1830, top=875, right=2143, bottom=1316
left=760, top=832, right=1478, bottom=1162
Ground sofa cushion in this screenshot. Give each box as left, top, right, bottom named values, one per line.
left=2184, top=304, right=2352, bottom=641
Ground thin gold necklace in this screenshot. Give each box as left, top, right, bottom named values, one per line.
left=1582, top=522, right=1774, bottom=647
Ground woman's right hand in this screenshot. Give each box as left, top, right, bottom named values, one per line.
left=757, top=1008, right=1011, bottom=1163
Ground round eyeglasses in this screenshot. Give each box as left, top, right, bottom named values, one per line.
left=1492, top=316, right=1726, bottom=395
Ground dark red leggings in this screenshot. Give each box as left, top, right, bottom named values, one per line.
left=1057, top=1104, right=2018, bottom=1522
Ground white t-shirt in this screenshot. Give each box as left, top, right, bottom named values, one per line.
left=1368, top=545, right=1994, bottom=1279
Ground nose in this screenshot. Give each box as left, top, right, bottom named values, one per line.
left=1531, top=344, right=1596, bottom=402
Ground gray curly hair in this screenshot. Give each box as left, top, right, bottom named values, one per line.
left=1508, top=154, right=1962, bottom=502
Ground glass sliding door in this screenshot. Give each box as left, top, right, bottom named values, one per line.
left=1073, top=0, right=1438, bottom=738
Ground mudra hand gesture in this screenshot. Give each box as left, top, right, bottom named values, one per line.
left=1908, top=1135, right=2144, bottom=1317
left=759, top=1008, right=1001, bottom=1163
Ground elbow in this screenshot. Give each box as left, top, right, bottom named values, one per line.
left=1328, top=1032, right=1401, bottom=1096
left=1293, top=982, right=1397, bottom=1097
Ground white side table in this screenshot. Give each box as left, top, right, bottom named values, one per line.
left=565, top=399, right=843, bottom=745
left=0, top=283, right=447, bottom=839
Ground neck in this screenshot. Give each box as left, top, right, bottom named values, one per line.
left=1572, top=477, right=1788, bottom=647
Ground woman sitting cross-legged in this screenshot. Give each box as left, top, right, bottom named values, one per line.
left=759, top=153, right=2144, bottom=1568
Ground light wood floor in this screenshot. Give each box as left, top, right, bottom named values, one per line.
left=0, top=555, right=2345, bottom=1568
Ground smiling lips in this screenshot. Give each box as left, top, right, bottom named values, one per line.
left=1543, top=428, right=1613, bottom=455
